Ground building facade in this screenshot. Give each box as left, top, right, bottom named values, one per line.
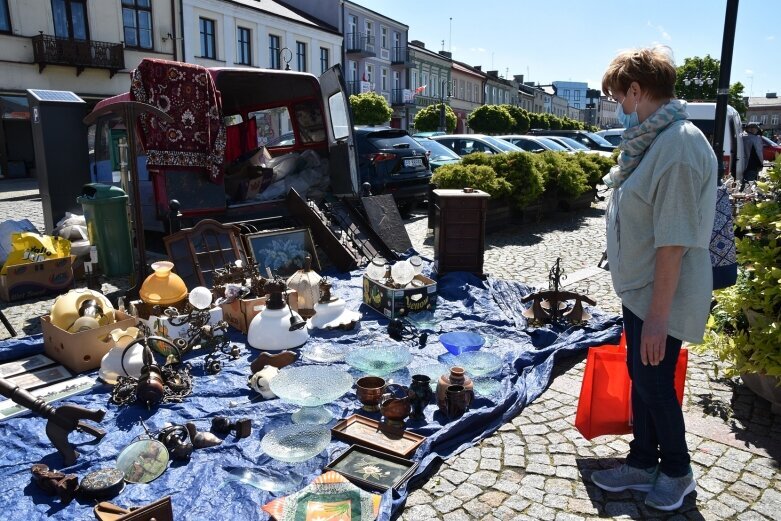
left=182, top=0, right=341, bottom=74
left=542, top=86, right=568, bottom=117
left=552, top=80, right=588, bottom=111
left=746, top=94, right=781, bottom=135
left=485, top=70, right=514, bottom=106
left=0, top=0, right=177, bottom=179
left=408, top=40, right=450, bottom=131
left=450, top=60, right=484, bottom=133
left=598, top=96, right=619, bottom=128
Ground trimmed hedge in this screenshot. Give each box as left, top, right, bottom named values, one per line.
left=432, top=150, right=614, bottom=209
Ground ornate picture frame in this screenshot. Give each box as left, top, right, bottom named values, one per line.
left=325, top=444, right=418, bottom=492
left=244, top=227, right=320, bottom=277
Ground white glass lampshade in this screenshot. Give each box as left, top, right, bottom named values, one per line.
left=390, top=260, right=415, bottom=286
left=99, top=327, right=143, bottom=384
left=365, top=256, right=387, bottom=281
left=409, top=255, right=424, bottom=274
left=188, top=286, right=213, bottom=310
left=247, top=306, right=309, bottom=351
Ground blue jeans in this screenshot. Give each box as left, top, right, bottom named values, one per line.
left=623, top=306, right=690, bottom=477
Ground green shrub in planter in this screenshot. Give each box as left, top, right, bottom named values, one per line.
left=460, top=152, right=493, bottom=167
left=532, top=151, right=590, bottom=198
left=431, top=163, right=513, bottom=199
left=490, top=152, right=544, bottom=209
left=571, top=153, right=615, bottom=188
left=695, top=161, right=781, bottom=378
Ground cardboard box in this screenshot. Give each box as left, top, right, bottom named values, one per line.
left=42, top=310, right=137, bottom=373
left=0, top=256, right=75, bottom=302
left=362, top=274, right=437, bottom=319
left=220, top=290, right=298, bottom=334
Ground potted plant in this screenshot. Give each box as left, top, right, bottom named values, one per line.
left=696, top=161, right=781, bottom=412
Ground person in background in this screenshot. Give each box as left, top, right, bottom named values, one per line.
left=591, top=46, right=717, bottom=512
left=741, top=122, right=764, bottom=191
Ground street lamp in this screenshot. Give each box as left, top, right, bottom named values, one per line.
left=438, top=79, right=450, bottom=132
left=682, top=71, right=714, bottom=101
left=278, top=47, right=292, bottom=71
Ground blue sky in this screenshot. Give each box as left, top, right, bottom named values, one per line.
left=353, top=0, right=778, bottom=98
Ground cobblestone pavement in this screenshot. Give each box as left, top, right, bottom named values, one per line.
left=2, top=179, right=780, bottom=520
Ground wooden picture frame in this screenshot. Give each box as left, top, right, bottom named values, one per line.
left=325, top=444, right=418, bottom=492
left=244, top=227, right=320, bottom=277
left=331, top=414, right=426, bottom=458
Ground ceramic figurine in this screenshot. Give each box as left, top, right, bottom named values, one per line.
left=185, top=422, right=222, bottom=449
left=248, top=365, right=279, bottom=399
left=436, top=366, right=473, bottom=414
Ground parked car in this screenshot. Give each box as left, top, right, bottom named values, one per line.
left=431, top=134, right=523, bottom=156
left=266, top=131, right=296, bottom=147
left=496, top=135, right=570, bottom=153
left=412, top=131, right=447, bottom=138
left=414, top=137, right=461, bottom=170
left=354, top=126, right=431, bottom=213
left=544, top=136, right=615, bottom=158
left=528, top=129, right=616, bottom=152
left=686, top=103, right=745, bottom=178
left=762, top=136, right=781, bottom=162
left=596, top=128, right=625, bottom=146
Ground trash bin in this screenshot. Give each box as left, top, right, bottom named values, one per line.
left=77, top=183, right=133, bottom=277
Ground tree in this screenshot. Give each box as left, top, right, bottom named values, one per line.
left=467, top=105, right=515, bottom=134
left=729, top=82, right=747, bottom=119
left=504, top=105, right=530, bottom=134
left=349, top=92, right=392, bottom=125
left=676, top=55, right=720, bottom=102
left=413, top=103, right=457, bottom=133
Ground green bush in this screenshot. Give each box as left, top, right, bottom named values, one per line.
left=460, top=152, right=493, bottom=167
left=532, top=151, right=590, bottom=198
left=413, top=103, right=457, bottom=133
left=489, top=152, right=544, bottom=209
left=431, top=163, right=513, bottom=199
left=571, top=153, right=615, bottom=188
left=467, top=105, right=515, bottom=134
left=349, top=92, right=392, bottom=125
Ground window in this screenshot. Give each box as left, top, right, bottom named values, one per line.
left=393, top=70, right=400, bottom=89
left=411, top=69, right=418, bottom=89
left=381, top=26, right=388, bottom=48
left=574, top=90, right=580, bottom=101
left=318, top=47, right=329, bottom=73
left=421, top=72, right=428, bottom=92
left=269, top=34, right=280, bottom=69
left=237, top=27, right=251, bottom=65
left=574, top=102, right=580, bottom=109
left=564, top=89, right=570, bottom=98
left=365, top=64, right=373, bottom=83
left=459, top=80, right=465, bottom=100
left=347, top=15, right=357, bottom=48
left=349, top=60, right=357, bottom=81
left=772, top=115, right=780, bottom=126
left=52, top=0, right=89, bottom=40
left=0, top=0, right=11, bottom=32
left=452, top=79, right=456, bottom=97
left=393, top=31, right=400, bottom=50
left=365, top=20, right=373, bottom=41
left=761, top=115, right=768, bottom=125
left=199, top=17, right=215, bottom=59
left=432, top=75, right=438, bottom=97
left=296, top=41, right=306, bottom=72
left=381, top=68, right=388, bottom=91
left=122, top=1, right=152, bottom=48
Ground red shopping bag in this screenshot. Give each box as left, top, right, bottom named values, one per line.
left=574, top=332, right=688, bottom=440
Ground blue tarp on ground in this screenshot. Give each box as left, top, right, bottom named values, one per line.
left=0, top=272, right=621, bottom=520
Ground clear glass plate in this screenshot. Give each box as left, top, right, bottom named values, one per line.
left=270, top=366, right=354, bottom=407
left=261, top=424, right=331, bottom=463
left=345, top=345, right=412, bottom=376
left=453, top=351, right=503, bottom=377
left=301, top=343, right=348, bottom=364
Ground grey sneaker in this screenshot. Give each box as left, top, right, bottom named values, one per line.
left=590, top=463, right=658, bottom=492
left=645, top=470, right=696, bottom=511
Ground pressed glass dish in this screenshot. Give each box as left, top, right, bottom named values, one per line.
left=270, top=366, right=354, bottom=424
left=345, top=346, right=412, bottom=376
left=453, top=351, right=503, bottom=377
left=261, top=424, right=331, bottom=463
left=439, top=331, right=485, bottom=355
left=301, top=343, right=348, bottom=364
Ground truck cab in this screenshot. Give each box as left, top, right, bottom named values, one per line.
left=88, top=63, right=359, bottom=233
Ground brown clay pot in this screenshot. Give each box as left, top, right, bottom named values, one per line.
left=437, top=366, right=473, bottom=414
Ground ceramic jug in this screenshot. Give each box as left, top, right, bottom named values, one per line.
left=445, top=384, right=472, bottom=419
left=380, top=384, right=411, bottom=429
left=437, top=366, right=473, bottom=414
left=408, top=374, right=433, bottom=420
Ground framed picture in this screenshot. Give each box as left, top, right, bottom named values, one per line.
left=0, top=354, right=56, bottom=378
left=331, top=415, right=426, bottom=458
left=325, top=444, right=418, bottom=492
left=7, top=365, right=72, bottom=390
left=244, top=227, right=320, bottom=277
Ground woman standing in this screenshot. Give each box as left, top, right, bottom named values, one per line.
left=741, top=122, right=764, bottom=190
left=590, top=47, right=717, bottom=512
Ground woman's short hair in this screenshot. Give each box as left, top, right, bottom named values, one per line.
left=602, top=46, right=677, bottom=101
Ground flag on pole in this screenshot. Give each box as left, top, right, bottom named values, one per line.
left=414, top=84, right=427, bottom=95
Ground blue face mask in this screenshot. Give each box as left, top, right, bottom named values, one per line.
left=616, top=102, right=639, bottom=129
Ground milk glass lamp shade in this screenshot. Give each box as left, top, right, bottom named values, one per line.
left=50, top=288, right=116, bottom=332
left=188, top=286, right=213, bottom=310
left=409, top=255, right=424, bottom=274
left=140, top=261, right=188, bottom=306
left=390, top=260, right=415, bottom=286
left=366, top=256, right=388, bottom=281
left=99, top=327, right=143, bottom=384
left=247, top=307, right=309, bottom=351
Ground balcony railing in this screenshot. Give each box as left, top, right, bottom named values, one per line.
left=391, top=88, right=414, bottom=106
left=345, top=32, right=375, bottom=57
left=391, top=46, right=412, bottom=66
left=32, top=34, right=125, bottom=77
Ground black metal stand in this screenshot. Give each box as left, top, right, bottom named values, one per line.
left=0, top=309, right=16, bottom=337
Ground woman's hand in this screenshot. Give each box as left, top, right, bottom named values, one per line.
left=641, top=314, right=668, bottom=366
left=644, top=245, right=685, bottom=365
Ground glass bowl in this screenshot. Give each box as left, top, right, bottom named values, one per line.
left=345, top=345, right=412, bottom=376
left=261, top=424, right=331, bottom=463
left=453, top=351, right=503, bottom=377
left=270, top=366, right=354, bottom=424
left=439, top=331, right=485, bottom=355
left=301, top=343, right=347, bottom=364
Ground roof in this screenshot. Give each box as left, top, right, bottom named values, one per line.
left=452, top=62, right=484, bottom=80
left=227, top=0, right=340, bottom=35
left=747, top=96, right=781, bottom=108
left=344, top=0, right=408, bottom=28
